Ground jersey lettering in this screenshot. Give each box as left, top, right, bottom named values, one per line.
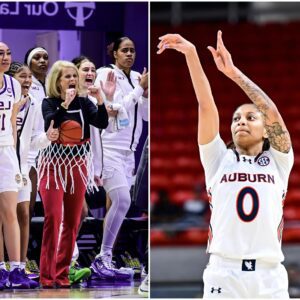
left=16, top=116, right=23, bottom=128
left=0, top=100, right=11, bottom=110
left=220, top=172, right=275, bottom=184
left=236, top=187, right=259, bottom=222
left=0, top=114, right=5, bottom=130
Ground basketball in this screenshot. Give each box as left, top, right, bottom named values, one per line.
left=58, top=120, right=82, bottom=145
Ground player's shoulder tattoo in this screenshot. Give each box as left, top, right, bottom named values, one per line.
left=265, top=122, right=291, bottom=153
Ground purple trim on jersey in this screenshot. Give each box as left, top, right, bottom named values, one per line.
left=0, top=75, right=7, bottom=95
left=9, top=76, right=15, bottom=98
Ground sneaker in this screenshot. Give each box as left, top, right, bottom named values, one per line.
left=0, top=269, right=9, bottom=290
left=68, top=261, right=91, bottom=284
left=6, top=268, right=30, bottom=289
left=141, top=266, right=147, bottom=277
left=5, top=262, right=10, bottom=271
left=25, top=260, right=40, bottom=280
left=111, top=260, right=135, bottom=280
left=20, top=269, right=39, bottom=289
left=138, top=274, right=149, bottom=297
left=91, top=256, right=134, bottom=281
left=120, top=251, right=141, bottom=278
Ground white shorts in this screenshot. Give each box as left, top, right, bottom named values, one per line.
left=27, top=149, right=38, bottom=169
left=203, top=254, right=289, bottom=298
left=102, top=148, right=135, bottom=193
left=0, top=146, right=22, bottom=193
left=17, top=174, right=32, bottom=203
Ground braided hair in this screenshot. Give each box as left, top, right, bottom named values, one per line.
left=6, top=61, right=27, bottom=77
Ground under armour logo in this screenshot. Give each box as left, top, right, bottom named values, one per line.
left=65, top=2, right=95, bottom=27
left=211, top=287, right=222, bottom=294
left=242, top=157, right=252, bottom=164
left=257, top=156, right=270, bottom=166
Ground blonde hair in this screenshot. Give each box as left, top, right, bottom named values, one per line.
left=46, top=60, right=79, bottom=98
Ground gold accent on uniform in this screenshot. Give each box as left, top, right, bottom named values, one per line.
left=15, top=174, right=22, bottom=184
left=22, top=176, right=28, bottom=186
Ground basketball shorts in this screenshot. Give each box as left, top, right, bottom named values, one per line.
left=0, top=146, right=22, bottom=193
left=102, top=147, right=135, bottom=193
left=203, top=254, right=289, bottom=298
left=27, top=149, right=39, bottom=170
left=17, top=174, right=32, bottom=203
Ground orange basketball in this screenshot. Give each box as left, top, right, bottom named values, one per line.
left=59, top=120, right=82, bottom=145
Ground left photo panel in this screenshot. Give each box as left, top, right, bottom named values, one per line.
left=0, top=1, right=148, bottom=298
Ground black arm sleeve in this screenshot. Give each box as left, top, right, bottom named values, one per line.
left=84, top=100, right=108, bottom=129
left=42, top=98, right=66, bottom=131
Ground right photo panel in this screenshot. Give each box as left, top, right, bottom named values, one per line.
left=151, top=2, right=300, bottom=298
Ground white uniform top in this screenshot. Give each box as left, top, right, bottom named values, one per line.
left=0, top=75, right=21, bottom=146
left=16, top=94, right=50, bottom=175
left=27, top=75, right=46, bottom=166
left=199, top=134, right=294, bottom=263
left=95, top=64, right=148, bottom=151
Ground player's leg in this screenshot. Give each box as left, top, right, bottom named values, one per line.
left=132, top=137, right=148, bottom=207
left=0, top=191, right=31, bottom=289
left=16, top=186, right=39, bottom=289
left=28, top=166, right=37, bottom=220
left=0, top=192, right=20, bottom=262
left=138, top=246, right=149, bottom=297
left=16, top=201, right=30, bottom=266
left=101, top=185, right=131, bottom=259
left=0, top=147, right=31, bottom=289
left=91, top=169, right=133, bottom=280
left=0, top=222, right=9, bottom=289
left=70, top=199, right=88, bottom=263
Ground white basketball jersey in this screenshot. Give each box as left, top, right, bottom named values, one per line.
left=27, top=75, right=46, bottom=166
left=0, top=75, right=21, bottom=146
left=199, top=134, right=294, bottom=263
left=16, top=96, right=29, bottom=133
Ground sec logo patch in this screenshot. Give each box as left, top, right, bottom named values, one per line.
left=257, top=156, right=270, bottom=166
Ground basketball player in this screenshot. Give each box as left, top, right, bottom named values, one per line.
left=134, top=137, right=149, bottom=297
left=0, top=42, right=32, bottom=289
left=0, top=62, right=58, bottom=289
left=157, top=31, right=293, bottom=298
left=22, top=47, right=49, bottom=277
left=38, top=60, right=108, bottom=288
left=90, top=37, right=148, bottom=280
left=24, top=47, right=48, bottom=228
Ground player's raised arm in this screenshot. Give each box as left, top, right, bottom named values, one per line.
left=208, top=30, right=291, bottom=153
left=157, top=34, right=219, bottom=145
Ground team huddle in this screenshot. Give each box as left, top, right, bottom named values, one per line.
left=0, top=37, right=148, bottom=290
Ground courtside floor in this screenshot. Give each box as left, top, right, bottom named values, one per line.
left=0, top=280, right=143, bottom=298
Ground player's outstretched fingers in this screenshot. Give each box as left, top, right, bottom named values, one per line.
left=207, top=46, right=218, bottom=60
